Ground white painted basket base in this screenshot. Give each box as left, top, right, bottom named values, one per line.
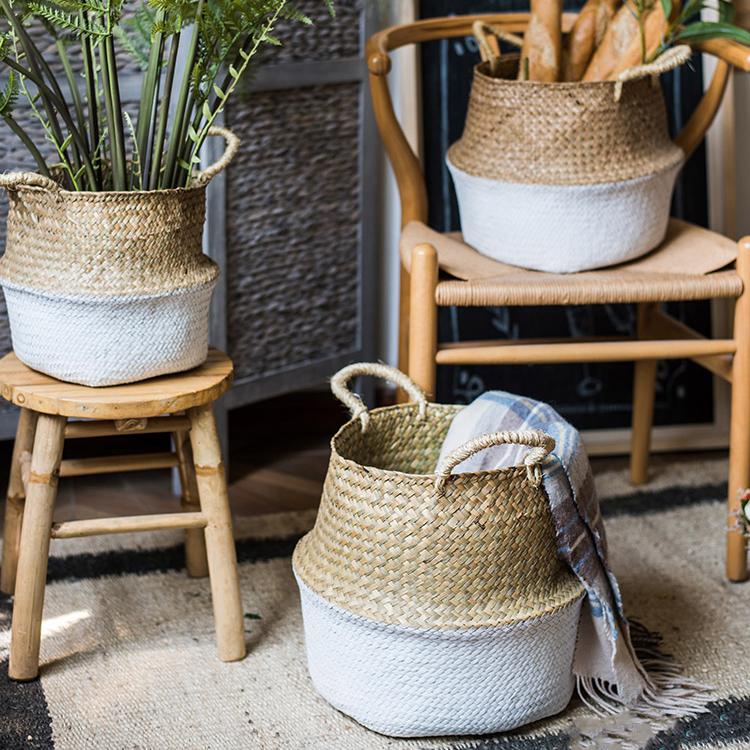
left=295, top=574, right=584, bottom=738
left=447, top=156, right=683, bottom=273
left=1, top=280, right=216, bottom=386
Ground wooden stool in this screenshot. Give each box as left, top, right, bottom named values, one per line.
left=0, top=349, right=246, bottom=680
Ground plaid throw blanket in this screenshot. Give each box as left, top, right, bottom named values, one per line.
left=437, top=391, right=711, bottom=719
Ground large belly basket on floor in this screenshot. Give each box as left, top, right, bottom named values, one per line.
left=292, top=363, right=585, bottom=738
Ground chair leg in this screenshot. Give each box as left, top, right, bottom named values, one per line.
left=727, top=239, right=750, bottom=582
left=408, top=243, right=439, bottom=399
left=187, top=404, right=245, bottom=661
left=9, top=414, right=66, bottom=680
left=397, top=264, right=412, bottom=404
left=174, top=430, right=209, bottom=578
left=1, top=409, right=38, bottom=595
left=630, top=303, right=658, bottom=486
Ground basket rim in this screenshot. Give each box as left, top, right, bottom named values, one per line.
left=5, top=178, right=208, bottom=200
left=473, top=59, right=659, bottom=90
left=329, top=401, right=551, bottom=485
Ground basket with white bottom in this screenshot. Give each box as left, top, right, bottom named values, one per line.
left=0, top=127, right=237, bottom=387
left=293, top=363, right=585, bottom=738
left=447, top=51, right=687, bottom=273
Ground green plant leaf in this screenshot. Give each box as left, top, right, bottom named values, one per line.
left=674, top=20, right=750, bottom=46
left=660, top=0, right=672, bottom=20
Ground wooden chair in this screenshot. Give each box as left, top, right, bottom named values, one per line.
left=367, top=13, right=750, bottom=582
left=0, top=348, right=245, bottom=680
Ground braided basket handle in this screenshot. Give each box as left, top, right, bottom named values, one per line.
left=472, top=20, right=523, bottom=76
left=192, top=126, right=241, bottom=185
left=435, top=430, right=555, bottom=493
left=331, top=362, right=427, bottom=432
left=0, top=172, right=60, bottom=192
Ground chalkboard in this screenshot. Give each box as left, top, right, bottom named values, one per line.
left=421, top=0, right=714, bottom=431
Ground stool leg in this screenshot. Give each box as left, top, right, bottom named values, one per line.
left=9, top=414, right=66, bottom=680
left=188, top=404, right=245, bottom=661
left=1, top=409, right=38, bottom=595
left=174, top=430, right=209, bottom=578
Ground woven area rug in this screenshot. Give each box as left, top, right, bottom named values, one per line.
left=1, top=455, right=749, bottom=749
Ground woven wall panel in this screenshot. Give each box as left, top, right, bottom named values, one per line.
left=226, top=83, right=361, bottom=381
left=262, top=0, right=362, bottom=63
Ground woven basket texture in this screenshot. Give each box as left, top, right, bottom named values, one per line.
left=0, top=183, right=217, bottom=297
left=449, top=57, right=683, bottom=186
left=293, top=402, right=583, bottom=630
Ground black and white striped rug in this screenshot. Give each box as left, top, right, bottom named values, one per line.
left=1, top=455, right=748, bottom=750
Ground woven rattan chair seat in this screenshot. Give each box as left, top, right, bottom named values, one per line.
left=401, top=218, right=742, bottom=307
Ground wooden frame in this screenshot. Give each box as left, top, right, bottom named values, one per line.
left=367, top=13, right=750, bottom=582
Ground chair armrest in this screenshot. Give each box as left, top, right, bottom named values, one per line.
left=696, top=38, right=750, bottom=72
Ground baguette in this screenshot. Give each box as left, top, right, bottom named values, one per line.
left=582, top=1, right=641, bottom=81
left=606, top=2, right=668, bottom=78
left=519, top=0, right=563, bottom=82
left=563, top=0, right=619, bottom=81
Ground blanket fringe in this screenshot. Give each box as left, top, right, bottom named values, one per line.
left=573, top=620, right=713, bottom=747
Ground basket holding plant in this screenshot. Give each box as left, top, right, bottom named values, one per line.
left=0, top=0, right=333, bottom=387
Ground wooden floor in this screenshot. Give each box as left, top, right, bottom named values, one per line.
left=0, top=391, right=342, bottom=529
left=0, top=389, right=725, bottom=527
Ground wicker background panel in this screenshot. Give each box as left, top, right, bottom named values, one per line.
left=226, top=83, right=361, bottom=381
left=261, top=0, right=362, bottom=63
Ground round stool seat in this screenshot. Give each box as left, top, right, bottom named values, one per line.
left=0, top=349, right=233, bottom=419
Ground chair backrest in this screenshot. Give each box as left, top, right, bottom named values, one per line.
left=366, top=12, right=750, bottom=228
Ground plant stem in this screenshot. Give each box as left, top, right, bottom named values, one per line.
left=98, top=40, right=118, bottom=189
left=149, top=30, right=180, bottom=190
left=55, top=38, right=88, bottom=169
left=161, top=0, right=205, bottom=189
left=186, top=6, right=285, bottom=185
left=3, top=115, right=51, bottom=177
left=105, top=35, right=127, bottom=189
left=135, top=9, right=165, bottom=186
left=0, top=0, right=67, bottom=149
left=81, top=15, right=101, bottom=188
left=1, top=54, right=98, bottom=187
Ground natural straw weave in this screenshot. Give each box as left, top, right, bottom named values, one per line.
left=448, top=56, right=683, bottom=186
left=293, top=364, right=583, bottom=630
left=0, top=126, right=239, bottom=297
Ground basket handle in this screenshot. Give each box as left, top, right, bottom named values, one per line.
left=435, top=430, right=555, bottom=492
left=0, top=172, right=60, bottom=192
left=192, top=126, right=241, bottom=184
left=472, top=20, right=523, bottom=76
left=330, top=362, right=427, bottom=432
left=612, top=45, right=692, bottom=101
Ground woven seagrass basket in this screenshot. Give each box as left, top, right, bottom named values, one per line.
left=447, top=36, right=690, bottom=274
left=293, top=363, right=585, bottom=738
left=0, top=127, right=238, bottom=387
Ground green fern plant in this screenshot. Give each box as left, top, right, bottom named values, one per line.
left=0, top=0, right=335, bottom=190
